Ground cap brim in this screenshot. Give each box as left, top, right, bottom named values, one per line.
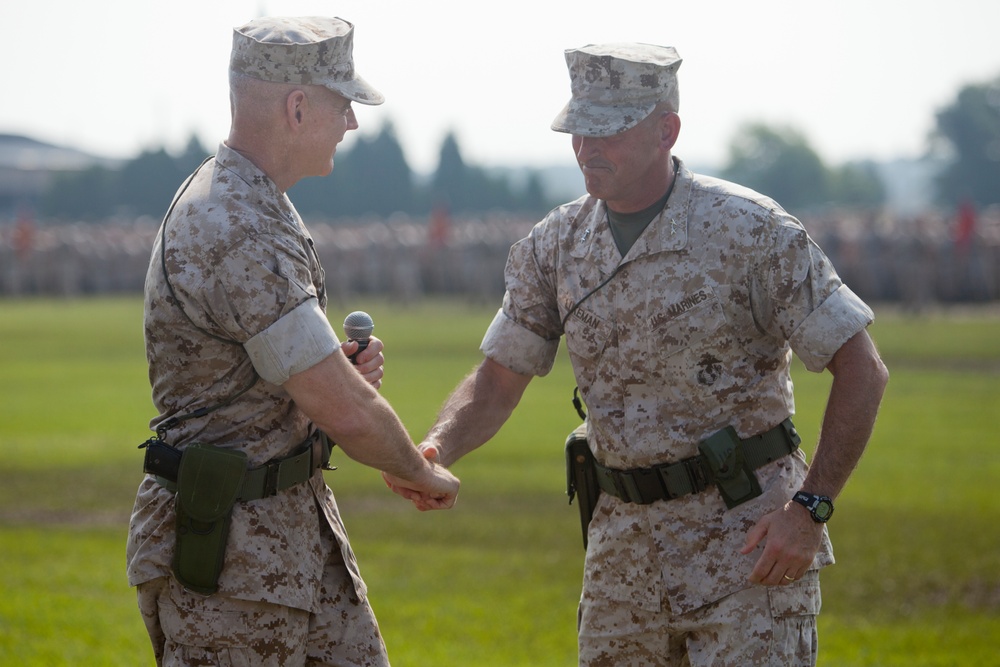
left=326, top=73, right=384, bottom=106
left=551, top=98, right=655, bottom=137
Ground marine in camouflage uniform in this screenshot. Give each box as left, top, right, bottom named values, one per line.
left=385, top=44, right=887, bottom=666
left=127, top=17, right=459, bottom=666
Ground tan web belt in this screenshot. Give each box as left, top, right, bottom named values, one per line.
left=594, top=418, right=800, bottom=505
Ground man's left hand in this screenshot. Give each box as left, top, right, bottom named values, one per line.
left=342, top=336, right=385, bottom=389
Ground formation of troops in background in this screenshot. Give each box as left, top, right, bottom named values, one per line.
left=2, top=203, right=998, bottom=310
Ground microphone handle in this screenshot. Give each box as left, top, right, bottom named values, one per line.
left=347, top=337, right=370, bottom=364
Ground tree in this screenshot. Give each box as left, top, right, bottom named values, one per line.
left=720, top=123, right=829, bottom=213
left=829, top=160, right=886, bottom=208
left=176, top=134, right=211, bottom=176
left=932, top=75, right=1000, bottom=208
left=289, top=121, right=414, bottom=219
left=430, top=131, right=469, bottom=211
left=118, top=148, right=187, bottom=217
left=346, top=122, right=414, bottom=216
left=720, top=123, right=886, bottom=212
left=40, top=165, right=119, bottom=220
left=520, top=170, right=549, bottom=214
left=430, top=131, right=531, bottom=213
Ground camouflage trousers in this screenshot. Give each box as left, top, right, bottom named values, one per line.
left=136, top=536, right=389, bottom=667
left=578, top=570, right=821, bottom=667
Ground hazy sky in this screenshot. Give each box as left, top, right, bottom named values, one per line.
left=4, top=0, right=999, bottom=173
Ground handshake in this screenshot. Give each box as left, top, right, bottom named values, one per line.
left=337, top=311, right=460, bottom=512
left=381, top=442, right=455, bottom=512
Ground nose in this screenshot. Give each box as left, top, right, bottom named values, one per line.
left=346, top=107, right=359, bottom=132
left=573, top=135, right=599, bottom=161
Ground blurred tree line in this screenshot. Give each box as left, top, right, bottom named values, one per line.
left=36, top=72, right=1000, bottom=221
left=38, top=123, right=551, bottom=222
left=932, top=74, right=1000, bottom=208
left=719, top=123, right=886, bottom=214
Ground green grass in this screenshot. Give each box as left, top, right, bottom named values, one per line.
left=1, top=297, right=998, bottom=666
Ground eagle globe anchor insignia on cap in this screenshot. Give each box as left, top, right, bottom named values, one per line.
left=230, top=16, right=384, bottom=105
left=551, top=43, right=682, bottom=138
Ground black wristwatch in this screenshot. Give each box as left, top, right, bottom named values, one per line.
left=792, top=491, right=834, bottom=523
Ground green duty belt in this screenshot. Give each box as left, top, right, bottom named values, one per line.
left=139, top=431, right=334, bottom=595
left=594, top=418, right=801, bottom=505
left=144, top=432, right=333, bottom=501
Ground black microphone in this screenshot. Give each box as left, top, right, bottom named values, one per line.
left=343, top=311, right=374, bottom=364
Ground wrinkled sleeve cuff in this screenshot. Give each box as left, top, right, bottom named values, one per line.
left=244, top=299, right=338, bottom=385
left=480, top=309, right=560, bottom=376
left=791, top=285, right=874, bottom=372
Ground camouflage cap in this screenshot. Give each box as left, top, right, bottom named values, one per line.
left=551, top=43, right=681, bottom=137
left=230, top=16, right=384, bottom=105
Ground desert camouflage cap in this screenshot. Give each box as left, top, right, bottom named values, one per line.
left=551, top=43, right=681, bottom=137
left=230, top=16, right=384, bottom=105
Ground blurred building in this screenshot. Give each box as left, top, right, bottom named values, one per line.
left=0, top=134, right=120, bottom=216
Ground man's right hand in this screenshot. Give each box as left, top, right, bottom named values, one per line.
left=382, top=457, right=459, bottom=511
left=382, top=444, right=455, bottom=510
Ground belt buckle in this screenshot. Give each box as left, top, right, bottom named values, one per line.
left=683, top=457, right=708, bottom=495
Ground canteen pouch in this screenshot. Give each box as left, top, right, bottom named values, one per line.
left=173, top=444, right=248, bottom=595
left=566, top=423, right=599, bottom=549
left=698, top=426, right=762, bottom=509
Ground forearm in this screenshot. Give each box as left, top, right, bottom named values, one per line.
left=801, top=330, right=889, bottom=499
left=424, top=358, right=532, bottom=467
left=333, top=396, right=431, bottom=480
left=284, top=353, right=430, bottom=483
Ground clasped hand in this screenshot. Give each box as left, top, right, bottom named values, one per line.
left=382, top=443, right=456, bottom=511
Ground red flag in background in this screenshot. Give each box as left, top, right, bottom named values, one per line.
left=954, top=199, right=976, bottom=254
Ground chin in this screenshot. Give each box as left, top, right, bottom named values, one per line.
left=582, top=177, right=607, bottom=199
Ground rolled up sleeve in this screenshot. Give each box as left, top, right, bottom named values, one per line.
left=244, top=299, right=338, bottom=384
left=790, top=284, right=874, bottom=372
left=480, top=309, right=560, bottom=377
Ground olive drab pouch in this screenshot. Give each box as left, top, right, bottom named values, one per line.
left=698, top=426, right=763, bottom=509
left=173, top=444, right=248, bottom=595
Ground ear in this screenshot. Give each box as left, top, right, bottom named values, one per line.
left=661, top=111, right=681, bottom=151
left=286, top=89, right=308, bottom=130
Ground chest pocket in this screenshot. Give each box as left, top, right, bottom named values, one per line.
left=563, top=305, right=614, bottom=362
left=651, top=292, right=728, bottom=359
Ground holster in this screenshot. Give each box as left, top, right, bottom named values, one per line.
left=172, top=444, right=248, bottom=595
left=565, top=423, right=599, bottom=549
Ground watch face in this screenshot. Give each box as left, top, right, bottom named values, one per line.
left=814, top=499, right=834, bottom=522
left=794, top=492, right=834, bottom=522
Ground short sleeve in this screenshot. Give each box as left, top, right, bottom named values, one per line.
left=753, top=219, right=874, bottom=372
left=790, top=285, right=873, bottom=372
left=182, top=232, right=320, bottom=343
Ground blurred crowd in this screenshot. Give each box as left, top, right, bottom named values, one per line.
left=2, top=204, right=998, bottom=310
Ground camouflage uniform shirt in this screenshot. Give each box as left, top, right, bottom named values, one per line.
left=127, top=143, right=366, bottom=613
left=481, top=158, right=874, bottom=615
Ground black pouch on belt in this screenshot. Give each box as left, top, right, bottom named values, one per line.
left=565, top=423, right=599, bottom=549
left=698, top=426, right=763, bottom=509
left=173, top=444, right=248, bottom=595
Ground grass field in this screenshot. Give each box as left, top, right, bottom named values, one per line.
left=1, top=297, right=998, bottom=666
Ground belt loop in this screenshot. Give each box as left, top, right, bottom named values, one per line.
left=616, top=471, right=640, bottom=504
left=780, top=418, right=802, bottom=448
left=262, top=462, right=280, bottom=497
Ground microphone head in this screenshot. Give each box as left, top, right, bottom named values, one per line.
left=343, top=310, right=374, bottom=341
